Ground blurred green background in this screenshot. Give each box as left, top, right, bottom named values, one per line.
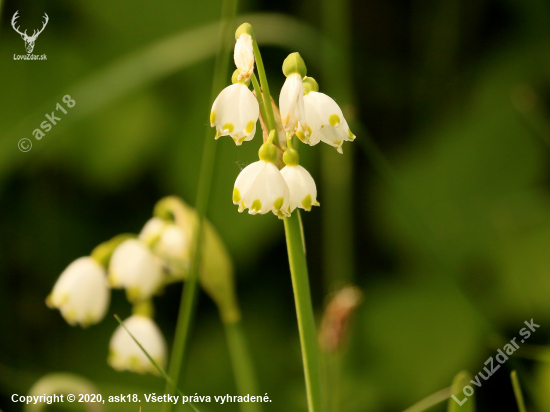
left=2, top=0, right=550, bottom=410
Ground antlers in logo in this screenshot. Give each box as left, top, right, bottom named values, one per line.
left=12, top=11, right=49, bottom=54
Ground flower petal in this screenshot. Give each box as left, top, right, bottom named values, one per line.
left=280, top=73, right=307, bottom=134
left=233, top=160, right=291, bottom=218
left=48, top=257, right=110, bottom=327
left=211, top=83, right=259, bottom=144
left=281, top=165, right=319, bottom=212
left=234, top=160, right=266, bottom=208
left=234, top=33, right=254, bottom=80
left=108, top=239, right=164, bottom=302
left=302, top=91, right=355, bottom=152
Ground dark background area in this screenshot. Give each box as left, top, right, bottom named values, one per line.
left=2, top=0, right=550, bottom=410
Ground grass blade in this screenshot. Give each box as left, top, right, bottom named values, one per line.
left=403, top=387, right=451, bottom=412
left=511, top=370, right=527, bottom=412
left=448, top=371, right=475, bottom=412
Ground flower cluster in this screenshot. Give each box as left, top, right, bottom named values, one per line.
left=46, top=197, right=232, bottom=375
left=46, top=220, right=186, bottom=373
left=211, top=23, right=356, bottom=218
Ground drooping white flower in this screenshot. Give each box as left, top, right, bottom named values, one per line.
left=139, top=217, right=189, bottom=276
left=108, top=315, right=167, bottom=375
left=279, top=73, right=308, bottom=136
left=233, top=159, right=291, bottom=218
left=279, top=52, right=309, bottom=137
left=211, top=83, right=259, bottom=145
left=155, top=224, right=189, bottom=263
left=301, top=83, right=356, bottom=153
left=108, top=239, right=164, bottom=303
left=280, top=164, right=320, bottom=212
left=46, top=257, right=110, bottom=327
left=234, top=33, right=254, bottom=81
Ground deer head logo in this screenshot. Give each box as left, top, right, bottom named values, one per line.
left=11, top=11, right=49, bottom=54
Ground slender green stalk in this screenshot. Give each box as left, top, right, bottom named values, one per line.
left=251, top=24, right=323, bottom=412
left=251, top=73, right=269, bottom=135
left=252, top=41, right=278, bottom=143
left=511, top=371, right=527, bottom=412
left=284, top=212, right=324, bottom=412
left=320, top=0, right=355, bottom=289
left=224, top=321, right=262, bottom=412
left=162, top=0, right=238, bottom=409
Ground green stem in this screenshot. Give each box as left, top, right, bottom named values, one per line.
left=252, top=40, right=278, bottom=144
left=224, top=321, right=262, bottom=412
left=286, top=132, right=294, bottom=150
left=320, top=0, right=355, bottom=290
left=162, top=0, right=238, bottom=409
left=320, top=351, right=339, bottom=412
left=284, top=212, right=324, bottom=412
left=251, top=73, right=269, bottom=135
left=511, top=371, right=527, bottom=412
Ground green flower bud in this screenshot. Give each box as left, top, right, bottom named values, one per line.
left=235, top=22, right=255, bottom=40
left=283, top=147, right=300, bottom=166
left=231, top=69, right=250, bottom=86
left=258, top=130, right=278, bottom=163
left=282, top=52, right=307, bottom=78
left=302, top=76, right=319, bottom=95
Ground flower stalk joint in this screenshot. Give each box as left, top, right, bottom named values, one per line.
left=283, top=147, right=300, bottom=166
left=258, top=130, right=278, bottom=163
left=132, top=299, right=155, bottom=318
left=232, top=69, right=250, bottom=86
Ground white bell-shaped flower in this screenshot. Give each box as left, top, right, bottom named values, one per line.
left=139, top=217, right=189, bottom=276
left=280, top=145, right=320, bottom=212
left=279, top=73, right=308, bottom=135
left=279, top=52, right=309, bottom=136
left=155, top=224, right=189, bottom=263
left=46, top=257, right=110, bottom=327
left=232, top=134, right=291, bottom=218
left=234, top=33, right=254, bottom=81
left=108, top=239, right=164, bottom=303
left=211, top=82, right=259, bottom=145
left=108, top=314, right=167, bottom=375
left=233, top=161, right=291, bottom=218
left=300, top=77, right=356, bottom=154
left=281, top=165, right=320, bottom=212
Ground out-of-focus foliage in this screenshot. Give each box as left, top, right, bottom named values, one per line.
left=2, top=0, right=550, bottom=411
